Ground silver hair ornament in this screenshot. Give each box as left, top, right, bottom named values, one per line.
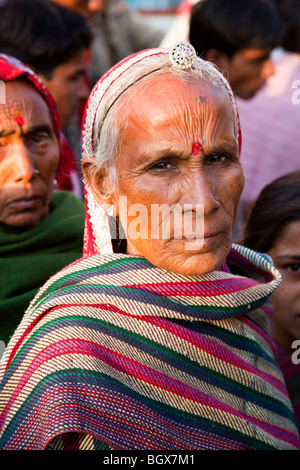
left=169, top=42, right=197, bottom=70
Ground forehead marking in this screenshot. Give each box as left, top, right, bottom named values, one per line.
left=192, top=142, right=203, bottom=155
left=198, top=96, right=206, bottom=104
left=12, top=110, right=25, bottom=127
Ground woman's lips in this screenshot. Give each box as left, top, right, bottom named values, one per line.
left=180, top=231, right=224, bottom=250
left=7, top=195, right=42, bottom=210
left=183, top=231, right=222, bottom=241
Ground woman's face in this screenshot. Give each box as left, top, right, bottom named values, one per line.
left=0, top=81, right=60, bottom=227
left=268, top=220, right=300, bottom=351
left=105, top=76, right=244, bottom=275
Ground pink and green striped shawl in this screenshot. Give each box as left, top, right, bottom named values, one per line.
left=0, top=244, right=299, bottom=450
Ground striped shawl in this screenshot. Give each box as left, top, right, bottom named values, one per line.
left=0, top=244, right=299, bottom=450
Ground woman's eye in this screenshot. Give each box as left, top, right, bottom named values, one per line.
left=33, top=133, right=49, bottom=143
left=207, top=154, right=227, bottom=165
left=149, top=160, right=174, bottom=171
left=288, top=263, right=300, bottom=272
left=29, top=133, right=52, bottom=151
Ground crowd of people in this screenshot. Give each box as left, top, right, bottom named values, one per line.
left=0, top=0, right=299, bottom=451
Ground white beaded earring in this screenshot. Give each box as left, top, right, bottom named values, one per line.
left=85, top=183, right=113, bottom=254
left=106, top=205, right=115, bottom=217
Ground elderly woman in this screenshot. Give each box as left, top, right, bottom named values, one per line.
left=0, top=43, right=299, bottom=450
left=0, top=54, right=85, bottom=345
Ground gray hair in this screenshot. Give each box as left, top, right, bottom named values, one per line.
left=92, top=53, right=239, bottom=189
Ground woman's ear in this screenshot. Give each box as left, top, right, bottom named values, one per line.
left=81, top=154, right=114, bottom=208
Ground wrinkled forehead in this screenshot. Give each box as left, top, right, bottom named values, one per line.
left=0, top=80, right=53, bottom=131
left=116, top=73, right=236, bottom=134
left=127, top=71, right=229, bottom=103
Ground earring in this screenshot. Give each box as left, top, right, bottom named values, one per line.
left=85, top=182, right=113, bottom=255
left=106, top=205, right=115, bottom=217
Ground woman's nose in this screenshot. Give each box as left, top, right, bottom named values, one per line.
left=180, top=170, right=220, bottom=215
left=13, top=143, right=36, bottom=183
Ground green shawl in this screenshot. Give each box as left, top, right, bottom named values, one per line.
left=0, top=191, right=85, bottom=344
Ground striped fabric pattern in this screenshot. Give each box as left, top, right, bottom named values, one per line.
left=0, top=245, right=299, bottom=450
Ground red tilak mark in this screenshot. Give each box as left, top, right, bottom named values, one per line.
left=192, top=142, right=202, bottom=155
left=13, top=111, right=24, bottom=127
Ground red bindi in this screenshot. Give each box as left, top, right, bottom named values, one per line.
left=192, top=142, right=202, bottom=155
left=13, top=110, right=24, bottom=127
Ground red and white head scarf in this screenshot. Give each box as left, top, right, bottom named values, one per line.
left=0, top=53, right=61, bottom=138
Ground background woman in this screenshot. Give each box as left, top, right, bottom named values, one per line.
left=0, top=54, right=85, bottom=345
left=0, top=44, right=299, bottom=450
left=243, top=170, right=300, bottom=432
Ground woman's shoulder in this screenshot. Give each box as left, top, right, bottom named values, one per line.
left=46, top=191, right=85, bottom=230
left=227, top=244, right=281, bottom=284
left=21, top=247, right=282, bottom=322
left=50, top=190, right=85, bottom=211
